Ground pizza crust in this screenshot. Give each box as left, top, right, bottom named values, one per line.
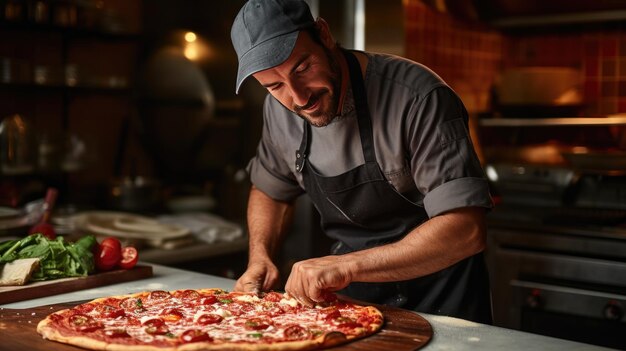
left=37, top=288, right=384, bottom=351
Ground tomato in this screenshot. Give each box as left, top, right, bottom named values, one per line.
left=180, top=329, right=212, bottom=343
left=95, top=244, right=121, bottom=272
left=100, top=237, right=122, bottom=253
left=119, top=246, right=138, bottom=269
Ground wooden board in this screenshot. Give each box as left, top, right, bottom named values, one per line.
left=0, top=265, right=153, bottom=304
left=0, top=300, right=432, bottom=351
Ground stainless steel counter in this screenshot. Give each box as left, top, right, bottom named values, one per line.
left=0, top=264, right=610, bottom=350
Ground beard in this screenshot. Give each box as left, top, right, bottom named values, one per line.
left=293, top=47, right=342, bottom=128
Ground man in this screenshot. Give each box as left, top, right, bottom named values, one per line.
left=230, top=0, right=493, bottom=324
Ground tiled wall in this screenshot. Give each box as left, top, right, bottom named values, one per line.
left=403, top=0, right=626, bottom=116
left=403, top=0, right=504, bottom=113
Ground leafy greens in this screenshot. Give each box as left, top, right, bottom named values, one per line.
left=0, top=234, right=97, bottom=280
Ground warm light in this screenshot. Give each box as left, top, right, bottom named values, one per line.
left=184, top=32, right=197, bottom=43
left=184, top=43, right=199, bottom=60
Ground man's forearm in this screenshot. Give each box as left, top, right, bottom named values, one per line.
left=247, top=186, right=295, bottom=262
left=344, top=207, right=487, bottom=283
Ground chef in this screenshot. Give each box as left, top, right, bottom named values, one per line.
left=230, top=0, right=493, bottom=324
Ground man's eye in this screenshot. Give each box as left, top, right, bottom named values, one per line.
left=269, top=83, right=282, bottom=91
left=296, top=63, right=310, bottom=73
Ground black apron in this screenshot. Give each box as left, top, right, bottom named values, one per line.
left=294, top=50, right=492, bottom=324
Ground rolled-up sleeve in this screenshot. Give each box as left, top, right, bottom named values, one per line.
left=407, top=87, right=493, bottom=217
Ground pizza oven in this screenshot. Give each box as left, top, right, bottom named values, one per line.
left=478, top=116, right=626, bottom=349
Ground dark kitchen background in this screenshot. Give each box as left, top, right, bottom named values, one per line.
left=1, top=0, right=626, bottom=349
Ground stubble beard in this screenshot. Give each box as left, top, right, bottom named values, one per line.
left=294, top=48, right=342, bottom=128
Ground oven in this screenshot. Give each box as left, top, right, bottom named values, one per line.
left=485, top=164, right=626, bottom=350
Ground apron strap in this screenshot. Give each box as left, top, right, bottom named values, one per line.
left=343, top=50, right=377, bottom=164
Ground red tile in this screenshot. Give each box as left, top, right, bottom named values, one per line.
left=601, top=34, right=618, bottom=57
left=584, top=58, right=599, bottom=77
left=585, top=79, right=600, bottom=99
left=618, top=98, right=626, bottom=113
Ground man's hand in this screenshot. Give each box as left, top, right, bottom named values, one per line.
left=284, top=255, right=353, bottom=307
left=234, top=259, right=281, bottom=294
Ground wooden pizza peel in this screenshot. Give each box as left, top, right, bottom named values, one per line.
left=0, top=301, right=432, bottom=351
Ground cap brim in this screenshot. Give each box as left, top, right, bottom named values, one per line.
left=235, top=31, right=299, bottom=94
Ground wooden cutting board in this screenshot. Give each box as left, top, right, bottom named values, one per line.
left=0, top=265, right=153, bottom=304
left=0, top=300, right=432, bottom=351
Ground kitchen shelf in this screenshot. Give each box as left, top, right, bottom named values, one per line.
left=0, top=22, right=141, bottom=41
left=0, top=82, right=131, bottom=95
left=479, top=116, right=626, bottom=127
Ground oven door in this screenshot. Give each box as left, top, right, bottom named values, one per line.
left=488, top=227, right=626, bottom=349
left=512, top=279, right=626, bottom=349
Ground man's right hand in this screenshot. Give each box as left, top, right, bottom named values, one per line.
left=234, top=259, right=280, bottom=293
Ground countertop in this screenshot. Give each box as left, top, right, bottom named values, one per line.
left=1, top=264, right=611, bottom=351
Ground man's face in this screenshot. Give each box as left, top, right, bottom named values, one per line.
left=253, top=31, right=342, bottom=127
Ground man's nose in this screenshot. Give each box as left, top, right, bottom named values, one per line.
left=289, top=81, right=310, bottom=107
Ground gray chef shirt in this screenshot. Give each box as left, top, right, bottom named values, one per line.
left=247, top=51, right=492, bottom=218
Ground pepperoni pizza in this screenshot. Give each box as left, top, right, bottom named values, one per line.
left=37, top=288, right=384, bottom=351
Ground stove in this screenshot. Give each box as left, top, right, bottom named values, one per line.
left=485, top=163, right=626, bottom=349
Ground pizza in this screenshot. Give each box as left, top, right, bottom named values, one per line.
left=37, top=288, right=384, bottom=351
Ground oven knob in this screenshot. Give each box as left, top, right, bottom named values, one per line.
left=526, top=290, right=542, bottom=309
left=603, top=301, right=623, bottom=321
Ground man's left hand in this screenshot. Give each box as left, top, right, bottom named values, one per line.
left=284, top=255, right=353, bottom=307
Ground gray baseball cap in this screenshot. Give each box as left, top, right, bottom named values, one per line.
left=231, top=0, right=315, bottom=94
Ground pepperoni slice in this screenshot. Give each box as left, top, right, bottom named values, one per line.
left=144, top=319, right=168, bottom=335
left=95, top=304, right=125, bottom=318
left=199, top=295, right=217, bottom=305
left=149, top=290, right=171, bottom=300
left=160, top=308, right=184, bottom=322
left=283, top=324, right=312, bottom=340
left=197, top=313, right=223, bottom=325
left=176, top=289, right=200, bottom=300
left=244, top=317, right=271, bottom=330
left=68, top=314, right=103, bottom=332
left=225, top=302, right=254, bottom=316
left=72, top=303, right=95, bottom=314
left=120, top=297, right=144, bottom=312
left=180, top=329, right=213, bottom=343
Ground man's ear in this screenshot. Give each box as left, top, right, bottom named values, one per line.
left=314, top=18, right=336, bottom=49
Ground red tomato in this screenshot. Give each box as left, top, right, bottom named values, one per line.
left=95, top=244, right=121, bottom=272
left=119, top=246, right=138, bottom=269
left=100, top=237, right=122, bottom=253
